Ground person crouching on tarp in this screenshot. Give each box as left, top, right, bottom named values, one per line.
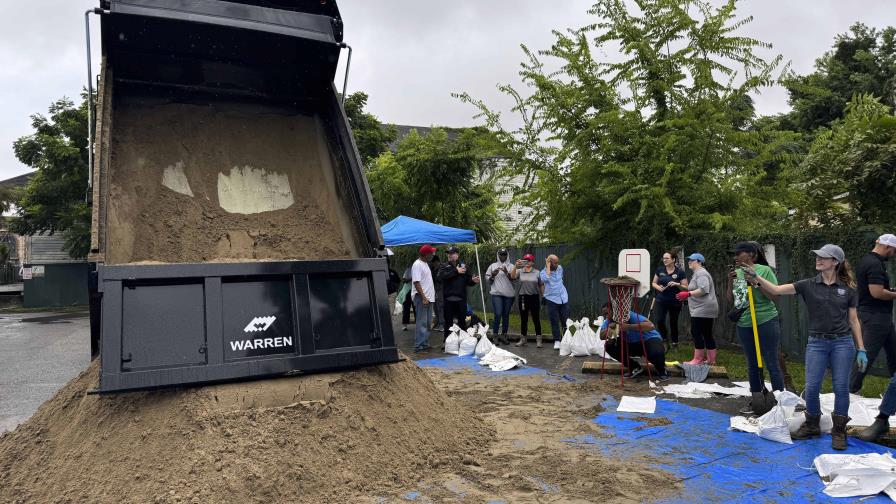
left=598, top=303, right=670, bottom=382
left=743, top=244, right=865, bottom=451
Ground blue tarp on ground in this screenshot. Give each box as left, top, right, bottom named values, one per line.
left=577, top=397, right=895, bottom=503
left=381, top=215, right=477, bottom=246
left=417, top=356, right=896, bottom=503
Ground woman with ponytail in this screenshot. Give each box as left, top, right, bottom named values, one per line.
left=743, top=244, right=865, bottom=451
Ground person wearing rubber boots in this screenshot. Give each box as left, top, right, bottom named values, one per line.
left=850, top=234, right=896, bottom=394
left=744, top=244, right=866, bottom=451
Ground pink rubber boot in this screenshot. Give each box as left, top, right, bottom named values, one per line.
left=685, top=349, right=706, bottom=365
left=705, top=349, right=718, bottom=366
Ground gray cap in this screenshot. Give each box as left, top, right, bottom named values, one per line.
left=811, top=244, right=845, bottom=263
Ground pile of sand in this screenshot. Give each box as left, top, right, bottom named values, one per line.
left=0, top=358, right=491, bottom=504
left=104, top=100, right=358, bottom=264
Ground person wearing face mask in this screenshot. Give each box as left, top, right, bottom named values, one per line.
left=512, top=253, right=544, bottom=347
left=744, top=244, right=865, bottom=451
left=651, top=250, right=688, bottom=348
left=486, top=248, right=517, bottom=345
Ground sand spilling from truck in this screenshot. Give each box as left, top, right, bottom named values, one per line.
left=0, top=358, right=490, bottom=504
left=0, top=358, right=678, bottom=503
left=0, top=361, right=680, bottom=504
left=105, top=100, right=358, bottom=264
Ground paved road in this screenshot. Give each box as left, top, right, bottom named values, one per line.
left=0, top=310, right=90, bottom=433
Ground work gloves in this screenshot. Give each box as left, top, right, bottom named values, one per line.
left=856, top=349, right=868, bottom=373
left=675, top=291, right=691, bottom=302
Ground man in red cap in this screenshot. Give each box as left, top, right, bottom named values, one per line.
left=411, top=244, right=437, bottom=352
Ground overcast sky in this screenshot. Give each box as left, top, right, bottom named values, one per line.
left=1, top=1, right=894, bottom=180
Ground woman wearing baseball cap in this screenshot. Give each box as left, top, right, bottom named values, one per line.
left=512, top=253, right=544, bottom=347
left=669, top=253, right=719, bottom=365
left=743, top=244, right=865, bottom=451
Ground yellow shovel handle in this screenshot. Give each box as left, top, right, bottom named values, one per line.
left=747, top=285, right=762, bottom=368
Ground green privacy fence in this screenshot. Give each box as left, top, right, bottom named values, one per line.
left=389, top=227, right=892, bottom=375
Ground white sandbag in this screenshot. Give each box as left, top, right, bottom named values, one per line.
left=444, top=324, right=463, bottom=355
left=475, top=333, right=495, bottom=358
left=458, top=334, right=478, bottom=356
left=570, top=321, right=590, bottom=357
left=559, top=319, right=575, bottom=357
left=774, top=390, right=804, bottom=419
left=814, top=453, right=896, bottom=499
left=581, top=317, right=598, bottom=354
left=786, top=412, right=834, bottom=435
left=757, top=404, right=793, bottom=444
left=393, top=300, right=403, bottom=316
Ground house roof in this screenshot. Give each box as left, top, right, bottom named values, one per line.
left=0, top=172, right=33, bottom=189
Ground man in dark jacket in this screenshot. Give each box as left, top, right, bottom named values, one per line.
left=437, top=246, right=480, bottom=343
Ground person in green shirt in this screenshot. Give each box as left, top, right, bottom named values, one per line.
left=728, top=241, right=785, bottom=416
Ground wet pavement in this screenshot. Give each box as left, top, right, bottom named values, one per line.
left=0, top=309, right=91, bottom=433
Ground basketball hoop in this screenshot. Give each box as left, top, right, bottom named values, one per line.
left=601, top=276, right=639, bottom=339
left=599, top=275, right=651, bottom=385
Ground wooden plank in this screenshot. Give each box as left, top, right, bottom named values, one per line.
left=582, top=360, right=729, bottom=378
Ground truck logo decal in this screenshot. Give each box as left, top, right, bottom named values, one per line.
left=243, top=316, right=276, bottom=333
left=230, top=336, right=293, bottom=352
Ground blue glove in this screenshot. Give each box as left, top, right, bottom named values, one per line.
left=857, top=349, right=868, bottom=373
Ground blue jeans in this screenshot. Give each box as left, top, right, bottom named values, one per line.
left=804, top=335, right=855, bottom=416
left=546, top=300, right=570, bottom=342
left=491, top=295, right=514, bottom=335
left=413, top=295, right=433, bottom=350
left=737, top=317, right=785, bottom=392
left=880, top=373, right=896, bottom=417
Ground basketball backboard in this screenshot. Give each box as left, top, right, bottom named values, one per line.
left=618, top=249, right=651, bottom=297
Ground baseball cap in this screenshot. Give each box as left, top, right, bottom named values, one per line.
left=498, top=248, right=509, bottom=255
left=812, top=244, right=845, bottom=263
left=419, top=244, right=437, bottom=255
left=686, top=253, right=706, bottom=264
left=878, top=234, right=896, bottom=248
left=523, top=253, right=535, bottom=262
left=446, top=246, right=460, bottom=254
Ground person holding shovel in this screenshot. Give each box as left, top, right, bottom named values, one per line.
left=743, top=244, right=865, bottom=451
left=729, top=241, right=785, bottom=416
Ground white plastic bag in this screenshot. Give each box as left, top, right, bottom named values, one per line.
left=444, top=324, right=463, bottom=355
left=393, top=300, right=403, bottom=316
left=757, top=404, right=793, bottom=444
left=570, top=321, right=591, bottom=357
left=559, top=318, right=575, bottom=357
left=475, top=333, right=494, bottom=358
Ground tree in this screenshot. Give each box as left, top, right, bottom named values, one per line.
left=365, top=127, right=502, bottom=242
left=11, top=95, right=90, bottom=259
left=458, top=0, right=792, bottom=249
left=784, top=23, right=896, bottom=132
left=788, top=94, right=896, bottom=228
left=344, top=91, right=397, bottom=165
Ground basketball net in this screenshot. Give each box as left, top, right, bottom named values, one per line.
left=601, top=276, right=639, bottom=340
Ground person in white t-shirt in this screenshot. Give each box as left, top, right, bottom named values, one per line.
left=411, top=244, right=437, bottom=352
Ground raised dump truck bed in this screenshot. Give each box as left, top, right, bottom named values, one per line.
left=88, top=0, right=400, bottom=392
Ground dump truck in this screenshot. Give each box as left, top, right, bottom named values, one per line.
left=85, top=0, right=400, bottom=392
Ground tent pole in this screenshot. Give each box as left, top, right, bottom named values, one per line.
left=474, top=245, right=489, bottom=329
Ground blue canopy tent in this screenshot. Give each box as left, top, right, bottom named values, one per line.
left=381, top=216, right=489, bottom=328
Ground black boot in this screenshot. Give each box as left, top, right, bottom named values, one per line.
left=831, top=414, right=850, bottom=451
left=751, top=390, right=777, bottom=417
left=499, top=334, right=509, bottom=345
left=856, top=416, right=890, bottom=443
left=791, top=413, right=821, bottom=439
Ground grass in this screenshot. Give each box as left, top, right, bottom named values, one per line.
left=472, top=310, right=892, bottom=399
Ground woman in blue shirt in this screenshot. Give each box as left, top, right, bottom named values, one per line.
left=540, top=254, right=569, bottom=350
